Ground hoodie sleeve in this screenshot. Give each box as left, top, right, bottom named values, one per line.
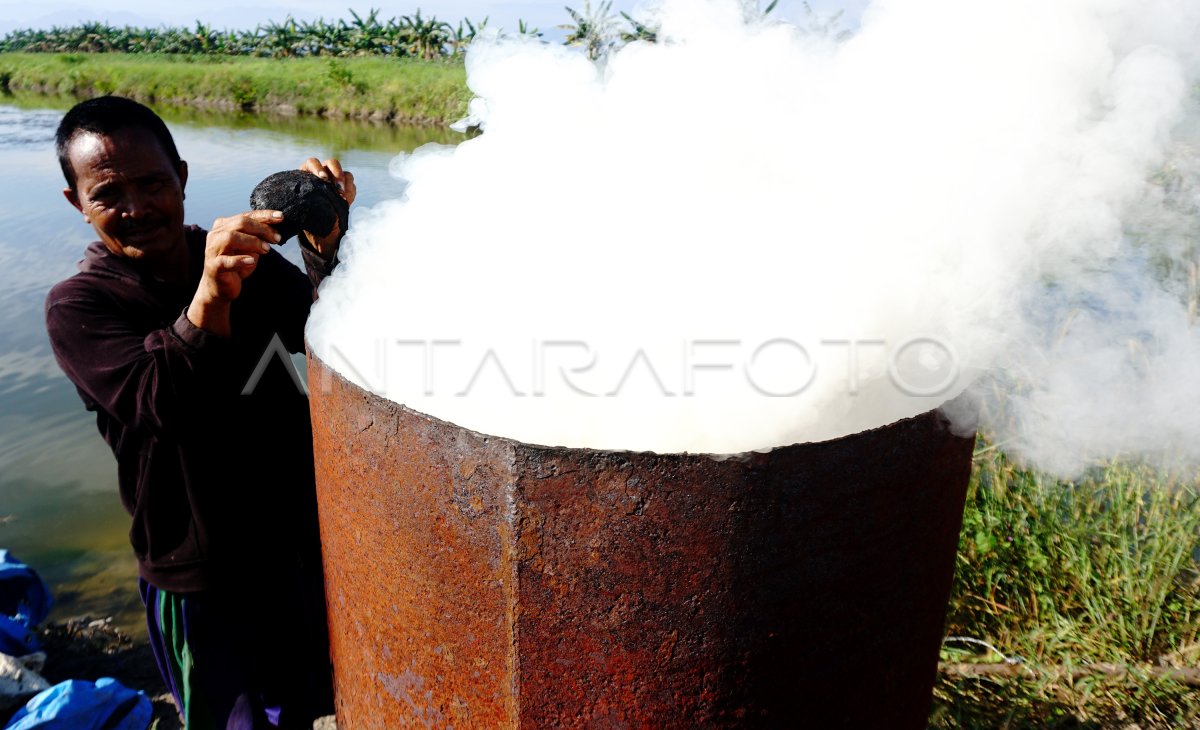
left=300, top=240, right=339, bottom=292
left=45, top=282, right=235, bottom=437
left=242, top=244, right=339, bottom=356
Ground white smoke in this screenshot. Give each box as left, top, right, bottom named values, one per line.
left=307, top=0, right=1200, bottom=470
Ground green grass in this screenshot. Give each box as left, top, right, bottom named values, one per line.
left=0, top=52, right=471, bottom=125
left=931, top=445, right=1200, bottom=728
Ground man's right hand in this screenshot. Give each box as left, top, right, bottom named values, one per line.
left=187, top=210, right=284, bottom=336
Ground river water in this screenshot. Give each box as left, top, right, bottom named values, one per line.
left=0, top=95, right=459, bottom=635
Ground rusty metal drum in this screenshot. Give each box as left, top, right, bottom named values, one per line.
left=307, top=351, right=975, bottom=729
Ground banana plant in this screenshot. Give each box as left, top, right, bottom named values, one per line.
left=618, top=11, right=657, bottom=44
left=402, top=10, right=451, bottom=60
left=517, top=20, right=543, bottom=39
left=560, top=0, right=619, bottom=61
left=798, top=1, right=852, bottom=41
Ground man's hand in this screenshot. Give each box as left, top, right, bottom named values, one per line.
left=187, top=210, right=283, bottom=336
left=299, top=157, right=356, bottom=258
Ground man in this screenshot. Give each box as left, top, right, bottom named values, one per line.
left=45, top=96, right=355, bottom=729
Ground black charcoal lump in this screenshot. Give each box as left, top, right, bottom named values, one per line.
left=249, top=170, right=349, bottom=245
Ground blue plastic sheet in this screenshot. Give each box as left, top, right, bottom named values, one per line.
left=4, top=678, right=152, bottom=730
left=0, top=551, right=52, bottom=656
left=0, top=616, right=38, bottom=659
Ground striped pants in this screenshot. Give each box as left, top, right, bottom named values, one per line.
left=139, top=564, right=334, bottom=730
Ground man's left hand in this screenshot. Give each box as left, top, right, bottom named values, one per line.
left=299, top=157, right=356, bottom=258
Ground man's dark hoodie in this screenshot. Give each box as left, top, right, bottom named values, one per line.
left=45, top=225, right=335, bottom=592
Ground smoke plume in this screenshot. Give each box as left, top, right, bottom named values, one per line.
left=307, top=0, right=1200, bottom=472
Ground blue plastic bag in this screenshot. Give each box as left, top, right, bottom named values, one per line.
left=0, top=551, right=52, bottom=656
left=4, top=678, right=152, bottom=730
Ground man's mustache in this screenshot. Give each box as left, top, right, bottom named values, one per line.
left=118, top=217, right=166, bottom=233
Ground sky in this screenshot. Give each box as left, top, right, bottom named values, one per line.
left=0, top=0, right=868, bottom=38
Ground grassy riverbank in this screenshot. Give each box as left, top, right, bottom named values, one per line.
left=0, top=52, right=470, bottom=125
left=932, top=447, right=1200, bottom=728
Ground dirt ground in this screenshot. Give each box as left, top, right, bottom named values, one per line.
left=0, top=616, right=179, bottom=728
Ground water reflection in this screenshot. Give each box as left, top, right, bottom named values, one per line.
left=2, top=91, right=465, bottom=152
left=2, top=478, right=138, bottom=634
left=0, top=105, right=59, bottom=149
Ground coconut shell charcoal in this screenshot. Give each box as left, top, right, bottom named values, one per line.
left=249, top=170, right=349, bottom=245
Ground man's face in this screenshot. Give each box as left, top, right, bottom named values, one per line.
left=63, top=127, right=189, bottom=264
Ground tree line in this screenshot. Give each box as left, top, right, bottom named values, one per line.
left=0, top=2, right=844, bottom=61
left=0, top=10, right=506, bottom=59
